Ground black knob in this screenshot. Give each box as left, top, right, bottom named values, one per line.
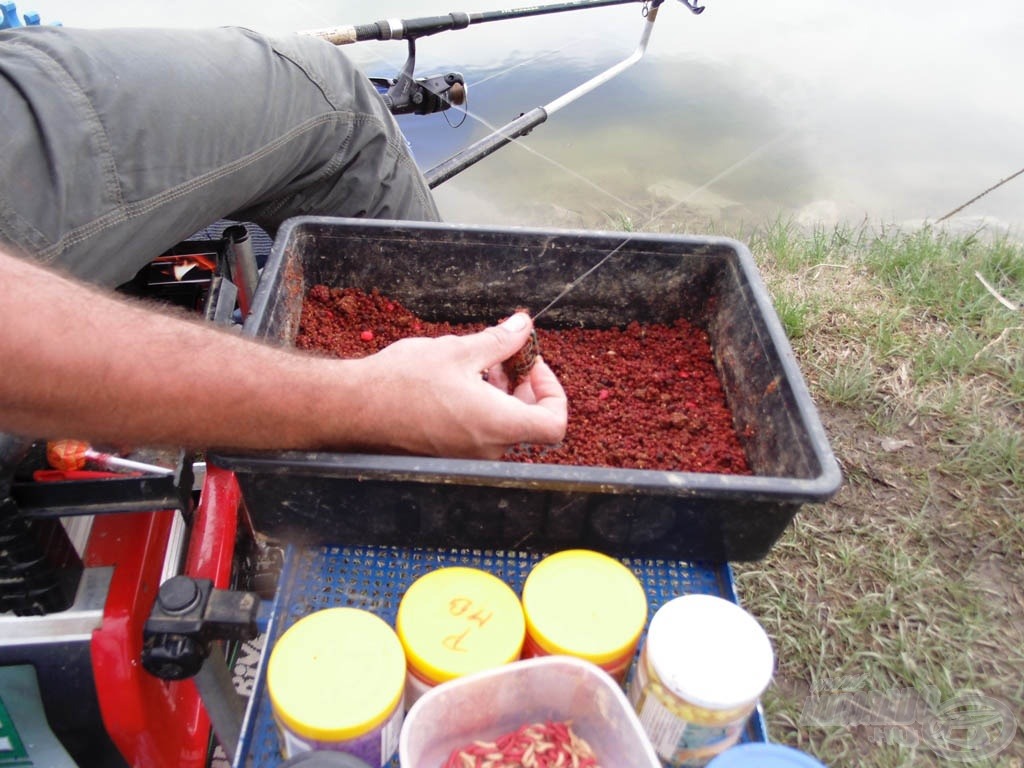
left=158, top=575, right=201, bottom=614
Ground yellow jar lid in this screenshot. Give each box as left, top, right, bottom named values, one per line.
left=522, top=549, right=647, bottom=665
left=267, top=608, right=406, bottom=742
left=396, top=567, right=524, bottom=684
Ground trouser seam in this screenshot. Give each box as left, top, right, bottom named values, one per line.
left=35, top=111, right=378, bottom=259
left=22, top=41, right=126, bottom=208
left=266, top=37, right=434, bottom=215
left=0, top=41, right=126, bottom=258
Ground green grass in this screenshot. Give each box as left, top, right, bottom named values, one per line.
left=759, top=217, right=866, bottom=272
left=813, top=351, right=879, bottom=406
left=864, top=227, right=1023, bottom=324
left=772, top=291, right=812, bottom=339
left=733, top=220, right=1024, bottom=767
left=940, top=421, right=1023, bottom=489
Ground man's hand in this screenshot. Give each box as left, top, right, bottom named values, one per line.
left=337, top=312, right=568, bottom=459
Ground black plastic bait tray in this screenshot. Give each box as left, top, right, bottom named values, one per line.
left=211, top=217, right=840, bottom=562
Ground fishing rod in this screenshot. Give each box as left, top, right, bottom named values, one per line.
left=303, top=0, right=706, bottom=185
left=303, top=0, right=703, bottom=46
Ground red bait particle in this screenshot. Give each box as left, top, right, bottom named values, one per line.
left=598, top=389, right=610, bottom=400
left=359, top=330, right=374, bottom=342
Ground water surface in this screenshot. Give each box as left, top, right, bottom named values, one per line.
left=24, top=0, right=1024, bottom=234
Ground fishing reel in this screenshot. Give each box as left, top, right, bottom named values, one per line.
left=372, top=71, right=466, bottom=116
left=374, top=39, right=466, bottom=116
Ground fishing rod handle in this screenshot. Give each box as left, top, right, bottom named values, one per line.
left=302, top=14, right=471, bottom=45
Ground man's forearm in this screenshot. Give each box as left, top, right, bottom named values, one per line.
left=0, top=248, right=568, bottom=459
left=0, top=248, right=353, bottom=450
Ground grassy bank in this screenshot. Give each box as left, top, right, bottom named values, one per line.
left=732, top=222, right=1023, bottom=766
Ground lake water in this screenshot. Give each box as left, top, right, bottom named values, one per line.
left=20, top=0, right=1024, bottom=235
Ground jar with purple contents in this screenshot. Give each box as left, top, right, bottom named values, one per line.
left=268, top=608, right=406, bottom=767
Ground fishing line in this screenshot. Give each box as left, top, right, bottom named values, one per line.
left=459, top=16, right=617, bottom=90
left=444, top=86, right=469, bottom=127
left=447, top=108, right=647, bottom=216
left=421, top=34, right=650, bottom=215
left=643, top=130, right=793, bottom=228
left=532, top=129, right=794, bottom=320
left=467, top=50, right=567, bottom=88
left=533, top=238, right=632, bottom=318
left=436, top=35, right=603, bottom=128
left=363, top=2, right=788, bottom=315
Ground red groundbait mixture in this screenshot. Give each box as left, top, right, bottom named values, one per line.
left=297, top=286, right=750, bottom=475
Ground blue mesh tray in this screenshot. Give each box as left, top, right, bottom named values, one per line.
left=235, top=545, right=768, bottom=766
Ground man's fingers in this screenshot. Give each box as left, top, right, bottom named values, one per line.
left=510, top=357, right=568, bottom=445
left=527, top=357, right=565, bottom=407
left=467, top=312, right=534, bottom=370
left=454, top=316, right=567, bottom=451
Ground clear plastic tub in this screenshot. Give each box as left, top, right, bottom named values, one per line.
left=399, top=656, right=661, bottom=768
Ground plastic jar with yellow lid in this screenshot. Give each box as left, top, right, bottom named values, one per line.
left=396, top=567, right=525, bottom=708
left=628, top=594, right=775, bottom=767
left=520, top=549, right=648, bottom=684
left=267, top=608, right=406, bottom=767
